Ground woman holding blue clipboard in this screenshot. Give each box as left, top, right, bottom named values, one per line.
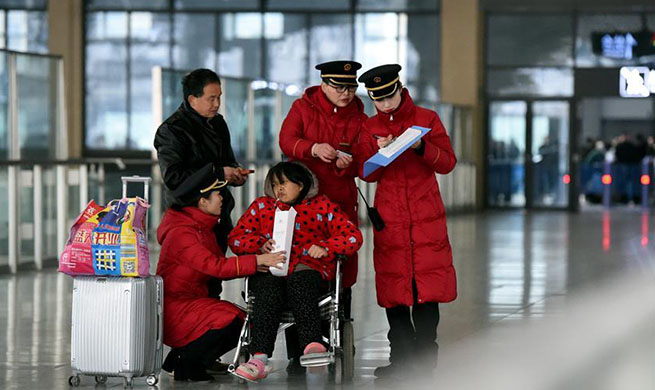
left=355, top=64, right=457, bottom=380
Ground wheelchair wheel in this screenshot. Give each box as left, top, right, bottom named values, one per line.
left=342, top=321, right=355, bottom=381
left=333, top=350, right=344, bottom=385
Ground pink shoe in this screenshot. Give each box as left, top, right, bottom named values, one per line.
left=233, top=358, right=267, bottom=382
left=302, top=342, right=328, bottom=373
left=303, top=342, right=327, bottom=355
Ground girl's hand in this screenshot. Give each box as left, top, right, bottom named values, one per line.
left=256, top=251, right=285, bottom=272
left=376, top=135, right=394, bottom=149
left=307, top=245, right=328, bottom=259
left=260, top=239, right=276, bottom=254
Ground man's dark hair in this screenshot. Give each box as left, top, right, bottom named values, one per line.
left=268, top=162, right=312, bottom=204
left=182, top=68, right=221, bottom=100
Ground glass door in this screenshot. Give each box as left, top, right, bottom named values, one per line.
left=487, top=100, right=571, bottom=208
left=530, top=101, right=570, bottom=207
left=488, top=101, right=526, bottom=207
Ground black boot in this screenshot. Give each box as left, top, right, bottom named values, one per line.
left=173, top=356, right=214, bottom=382
left=286, top=357, right=307, bottom=375
left=162, top=349, right=179, bottom=374
left=373, top=336, right=414, bottom=379
left=376, top=306, right=415, bottom=379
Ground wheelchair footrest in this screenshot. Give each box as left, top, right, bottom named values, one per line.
left=299, top=352, right=333, bottom=367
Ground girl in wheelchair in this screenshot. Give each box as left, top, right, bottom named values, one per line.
left=228, top=161, right=363, bottom=382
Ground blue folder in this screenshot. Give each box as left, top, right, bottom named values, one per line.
left=363, top=125, right=431, bottom=178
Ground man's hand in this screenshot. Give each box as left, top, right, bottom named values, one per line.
left=224, top=166, right=247, bottom=186
left=260, top=239, right=276, bottom=254
left=307, top=245, right=328, bottom=259
left=336, top=153, right=353, bottom=169
left=312, top=143, right=337, bottom=163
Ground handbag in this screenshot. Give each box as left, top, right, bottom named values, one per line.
left=356, top=186, right=385, bottom=231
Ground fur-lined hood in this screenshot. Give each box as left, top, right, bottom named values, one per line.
left=263, top=161, right=319, bottom=201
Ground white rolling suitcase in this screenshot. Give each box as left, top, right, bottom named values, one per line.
left=68, top=176, right=163, bottom=388
left=69, top=276, right=163, bottom=387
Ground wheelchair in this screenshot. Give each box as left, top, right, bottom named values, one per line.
left=228, top=256, right=354, bottom=384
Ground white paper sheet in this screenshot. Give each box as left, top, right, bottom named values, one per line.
left=269, top=206, right=297, bottom=276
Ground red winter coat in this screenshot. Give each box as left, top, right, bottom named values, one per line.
left=356, top=89, right=457, bottom=308
left=228, top=165, right=363, bottom=280
left=279, top=86, right=367, bottom=287
left=156, top=206, right=257, bottom=348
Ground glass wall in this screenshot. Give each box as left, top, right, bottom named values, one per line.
left=485, top=10, right=655, bottom=209
left=487, top=11, right=655, bottom=98
left=84, top=1, right=441, bottom=153
left=0, top=50, right=7, bottom=159
left=486, top=14, right=574, bottom=98
left=0, top=1, right=48, bottom=53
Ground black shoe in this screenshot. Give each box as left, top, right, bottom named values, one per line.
left=286, top=358, right=307, bottom=375
left=206, top=360, right=230, bottom=375
left=162, top=350, right=179, bottom=373
left=373, top=362, right=407, bottom=379
left=173, top=359, right=214, bottom=382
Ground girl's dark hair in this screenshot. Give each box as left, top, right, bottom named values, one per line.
left=269, top=162, right=312, bottom=204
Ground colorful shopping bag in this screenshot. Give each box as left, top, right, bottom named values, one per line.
left=91, top=197, right=150, bottom=277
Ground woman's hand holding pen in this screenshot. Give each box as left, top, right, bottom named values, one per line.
left=375, top=134, right=394, bottom=149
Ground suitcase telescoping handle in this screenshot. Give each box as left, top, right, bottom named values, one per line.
left=121, top=176, right=152, bottom=201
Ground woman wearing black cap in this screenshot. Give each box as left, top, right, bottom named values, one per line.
left=356, top=64, right=457, bottom=379
left=156, top=163, right=285, bottom=381
left=278, top=60, right=367, bottom=373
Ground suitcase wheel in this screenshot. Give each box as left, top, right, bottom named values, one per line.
left=68, top=375, right=81, bottom=387
left=95, top=375, right=107, bottom=384
left=146, top=375, right=159, bottom=386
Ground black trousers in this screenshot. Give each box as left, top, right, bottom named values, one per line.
left=249, top=270, right=324, bottom=356
left=162, top=318, right=242, bottom=379
left=285, top=286, right=351, bottom=359
left=385, top=280, right=439, bottom=363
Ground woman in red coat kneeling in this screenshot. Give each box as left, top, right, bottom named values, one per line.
left=356, top=64, right=457, bottom=379
left=156, top=163, right=285, bottom=381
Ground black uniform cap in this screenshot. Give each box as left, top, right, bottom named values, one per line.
left=172, top=163, right=228, bottom=206
left=358, top=64, right=402, bottom=100
left=315, top=60, right=362, bottom=87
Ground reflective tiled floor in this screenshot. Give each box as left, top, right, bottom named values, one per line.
left=1, top=210, right=653, bottom=389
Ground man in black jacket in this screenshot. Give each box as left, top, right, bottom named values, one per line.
left=154, top=68, right=251, bottom=253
